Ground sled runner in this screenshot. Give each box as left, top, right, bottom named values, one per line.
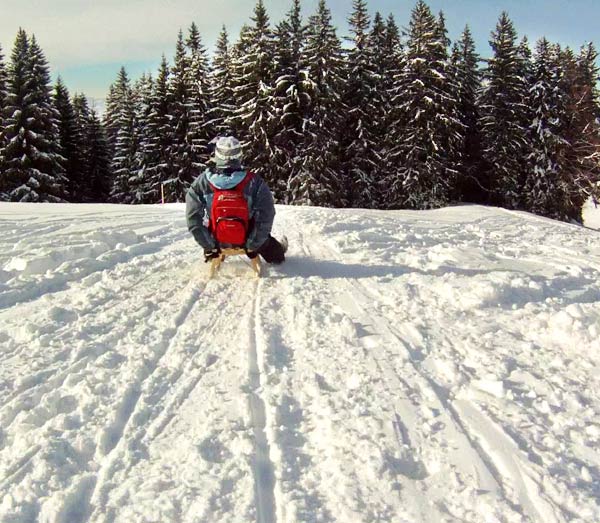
left=209, top=248, right=261, bottom=279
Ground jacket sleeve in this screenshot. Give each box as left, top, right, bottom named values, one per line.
left=186, top=185, right=217, bottom=250
left=246, top=176, right=275, bottom=252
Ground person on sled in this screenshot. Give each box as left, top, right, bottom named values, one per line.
left=186, top=136, right=288, bottom=265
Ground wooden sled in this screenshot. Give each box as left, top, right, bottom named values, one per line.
left=209, top=248, right=261, bottom=279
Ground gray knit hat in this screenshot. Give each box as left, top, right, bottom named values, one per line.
left=212, top=136, right=243, bottom=170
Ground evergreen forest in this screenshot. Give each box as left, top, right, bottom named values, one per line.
left=0, top=0, right=599, bottom=223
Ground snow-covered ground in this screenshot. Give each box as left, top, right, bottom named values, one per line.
left=583, top=198, right=600, bottom=230
left=1, top=202, right=599, bottom=523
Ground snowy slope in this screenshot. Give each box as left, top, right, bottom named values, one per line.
left=583, top=199, right=600, bottom=231
left=0, top=202, right=599, bottom=523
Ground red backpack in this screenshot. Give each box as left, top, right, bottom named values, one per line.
left=209, top=172, right=254, bottom=247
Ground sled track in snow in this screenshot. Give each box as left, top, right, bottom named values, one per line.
left=305, top=234, right=563, bottom=522
left=85, top=277, right=208, bottom=523
left=352, top=279, right=563, bottom=521
left=248, top=278, right=277, bottom=523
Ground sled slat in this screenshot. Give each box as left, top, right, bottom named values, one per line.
left=209, top=248, right=261, bottom=278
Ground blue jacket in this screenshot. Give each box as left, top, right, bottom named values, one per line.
left=185, top=168, right=275, bottom=252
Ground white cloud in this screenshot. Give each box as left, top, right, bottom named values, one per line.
left=0, top=0, right=316, bottom=67
left=0, top=0, right=340, bottom=99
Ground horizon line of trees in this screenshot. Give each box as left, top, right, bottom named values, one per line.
left=1, top=0, right=599, bottom=223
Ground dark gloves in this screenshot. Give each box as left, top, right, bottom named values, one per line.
left=204, top=247, right=221, bottom=263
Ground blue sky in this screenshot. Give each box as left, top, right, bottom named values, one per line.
left=1, top=0, right=598, bottom=105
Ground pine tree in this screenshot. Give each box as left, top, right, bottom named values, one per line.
left=143, top=56, right=172, bottom=203
left=166, top=30, right=195, bottom=201
left=479, top=12, right=530, bottom=209
left=28, top=36, right=67, bottom=196
left=385, top=14, right=403, bottom=71
left=340, top=0, right=380, bottom=208
left=3, top=30, right=66, bottom=202
left=185, top=23, right=212, bottom=169
left=451, top=26, right=483, bottom=202
left=110, top=66, right=136, bottom=203
left=130, top=73, right=154, bottom=202
left=269, top=0, right=310, bottom=201
left=518, top=37, right=533, bottom=80
left=54, top=78, right=86, bottom=200
left=523, top=38, right=565, bottom=218
left=209, top=26, right=235, bottom=136
left=517, top=35, right=536, bottom=192
left=229, top=24, right=253, bottom=145
left=87, top=108, right=112, bottom=202
left=369, top=13, right=400, bottom=134
left=288, top=0, right=345, bottom=206
left=104, top=82, right=120, bottom=156
left=556, top=44, right=600, bottom=221
left=231, top=0, right=276, bottom=177
left=367, top=13, right=403, bottom=206
left=389, top=1, right=460, bottom=209
left=230, top=23, right=252, bottom=123
left=72, top=93, right=93, bottom=199
left=0, top=44, right=8, bottom=196
left=0, top=44, right=6, bottom=112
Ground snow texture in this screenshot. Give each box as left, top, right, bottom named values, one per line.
left=583, top=199, right=600, bottom=231
left=0, top=202, right=599, bottom=523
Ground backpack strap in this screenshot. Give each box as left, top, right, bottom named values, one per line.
left=207, top=171, right=255, bottom=194
left=234, top=171, right=254, bottom=193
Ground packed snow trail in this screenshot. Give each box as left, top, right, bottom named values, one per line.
left=1, top=202, right=599, bottom=523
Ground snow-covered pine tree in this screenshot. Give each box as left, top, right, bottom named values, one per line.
left=288, top=0, right=345, bottom=207
left=0, top=32, right=26, bottom=201
left=27, top=36, right=67, bottom=201
left=556, top=43, right=600, bottom=221
left=340, top=0, right=380, bottom=208
left=0, top=44, right=6, bottom=113
left=103, top=82, right=119, bottom=157
left=71, top=93, right=93, bottom=200
left=450, top=26, right=483, bottom=202
left=3, top=31, right=66, bottom=202
left=166, top=30, right=195, bottom=201
left=230, top=0, right=276, bottom=178
left=479, top=12, right=530, bottom=209
left=517, top=35, right=536, bottom=193
left=435, top=10, right=463, bottom=202
left=388, top=1, right=460, bottom=209
left=368, top=13, right=403, bottom=206
left=368, top=13, right=387, bottom=125
left=185, top=22, right=212, bottom=169
left=86, top=108, right=112, bottom=202
left=269, top=0, right=311, bottom=201
left=518, top=36, right=533, bottom=81
left=54, top=78, right=86, bottom=201
left=229, top=24, right=252, bottom=140
left=572, top=43, right=600, bottom=209
left=209, top=26, right=235, bottom=136
left=130, top=73, right=154, bottom=203
left=0, top=44, right=8, bottom=197
left=385, top=14, right=403, bottom=73
left=434, top=11, right=451, bottom=50
left=109, top=66, right=136, bottom=203
left=523, top=38, right=565, bottom=218
left=142, top=56, right=172, bottom=203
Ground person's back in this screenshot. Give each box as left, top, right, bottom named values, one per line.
left=186, top=136, right=287, bottom=264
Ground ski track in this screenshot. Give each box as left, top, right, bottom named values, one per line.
left=249, top=278, right=277, bottom=523
left=1, top=203, right=600, bottom=523
left=258, top=209, right=598, bottom=522
left=86, top=272, right=267, bottom=523
left=86, top=279, right=207, bottom=523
